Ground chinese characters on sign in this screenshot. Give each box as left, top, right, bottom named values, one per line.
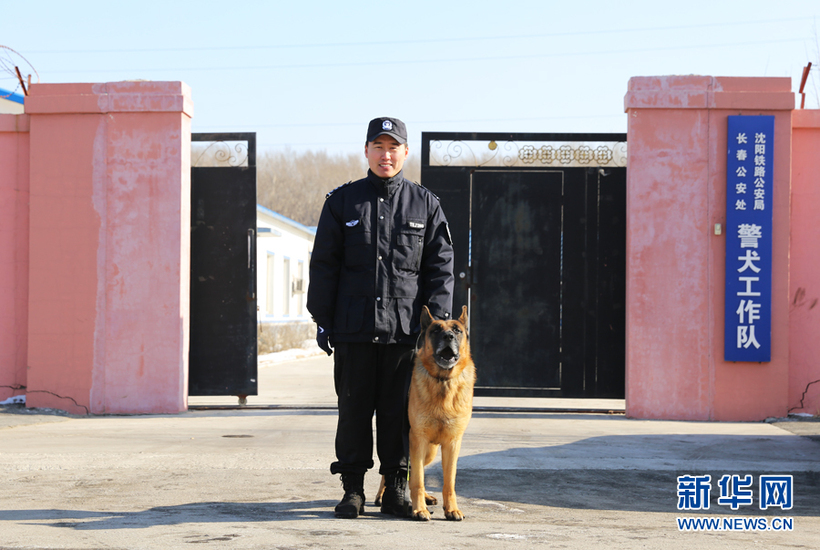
left=725, top=116, right=774, bottom=362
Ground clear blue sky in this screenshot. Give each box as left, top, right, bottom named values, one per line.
left=3, top=0, right=818, bottom=156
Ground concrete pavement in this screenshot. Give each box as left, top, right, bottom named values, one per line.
left=1, top=352, right=818, bottom=549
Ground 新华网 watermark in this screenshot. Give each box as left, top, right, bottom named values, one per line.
left=676, top=474, right=793, bottom=532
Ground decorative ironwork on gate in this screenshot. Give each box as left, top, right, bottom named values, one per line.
left=191, top=133, right=255, bottom=168
left=429, top=139, right=627, bottom=168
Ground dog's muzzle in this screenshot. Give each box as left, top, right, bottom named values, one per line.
left=434, top=335, right=460, bottom=369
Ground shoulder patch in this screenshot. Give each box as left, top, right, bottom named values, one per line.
left=325, top=180, right=353, bottom=199
left=412, top=180, right=440, bottom=201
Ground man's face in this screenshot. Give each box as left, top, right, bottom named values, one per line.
left=365, top=135, right=408, bottom=179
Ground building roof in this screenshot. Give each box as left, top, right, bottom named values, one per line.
left=0, top=86, right=25, bottom=105
left=256, top=204, right=317, bottom=237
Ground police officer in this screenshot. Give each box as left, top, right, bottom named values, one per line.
left=307, top=117, right=455, bottom=518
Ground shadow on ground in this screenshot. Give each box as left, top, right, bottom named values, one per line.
left=453, top=470, right=820, bottom=516
left=6, top=468, right=818, bottom=533
left=2, top=500, right=384, bottom=530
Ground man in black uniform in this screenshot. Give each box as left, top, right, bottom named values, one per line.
left=307, top=117, right=454, bottom=518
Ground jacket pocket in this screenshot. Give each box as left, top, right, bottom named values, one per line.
left=394, top=219, right=425, bottom=272
left=334, top=295, right=366, bottom=334
left=396, top=298, right=420, bottom=337
left=343, top=222, right=372, bottom=268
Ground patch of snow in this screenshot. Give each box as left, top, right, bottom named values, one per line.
left=0, top=395, right=25, bottom=405
left=487, top=533, right=527, bottom=540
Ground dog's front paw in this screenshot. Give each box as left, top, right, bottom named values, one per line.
left=444, top=508, right=465, bottom=521
left=412, top=508, right=432, bottom=521
left=424, top=492, right=437, bottom=506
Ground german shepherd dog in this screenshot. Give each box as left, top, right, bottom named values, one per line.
left=407, top=305, right=475, bottom=521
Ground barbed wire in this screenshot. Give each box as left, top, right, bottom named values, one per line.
left=0, top=45, right=39, bottom=98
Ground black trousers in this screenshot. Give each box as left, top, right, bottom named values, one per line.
left=330, top=342, right=413, bottom=476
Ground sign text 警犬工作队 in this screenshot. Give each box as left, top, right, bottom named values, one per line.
left=725, top=116, right=774, bottom=362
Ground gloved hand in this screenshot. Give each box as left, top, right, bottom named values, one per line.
left=317, top=326, right=333, bottom=356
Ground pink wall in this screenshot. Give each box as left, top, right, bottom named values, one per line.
left=24, top=82, right=192, bottom=414
left=625, top=76, right=793, bottom=421
left=0, top=115, right=30, bottom=401
left=789, top=110, right=820, bottom=416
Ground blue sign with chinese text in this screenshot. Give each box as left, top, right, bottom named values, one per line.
left=725, top=116, right=774, bottom=362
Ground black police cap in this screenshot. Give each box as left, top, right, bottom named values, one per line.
left=367, top=117, right=407, bottom=144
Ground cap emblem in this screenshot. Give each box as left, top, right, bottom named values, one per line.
left=382, top=120, right=393, bottom=131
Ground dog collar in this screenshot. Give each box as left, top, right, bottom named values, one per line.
left=422, top=367, right=453, bottom=382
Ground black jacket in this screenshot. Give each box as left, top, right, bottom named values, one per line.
left=307, top=170, right=454, bottom=345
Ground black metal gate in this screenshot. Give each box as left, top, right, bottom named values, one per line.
left=421, top=132, right=626, bottom=398
left=188, top=133, right=258, bottom=398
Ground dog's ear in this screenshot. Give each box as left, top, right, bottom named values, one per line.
left=420, top=305, right=433, bottom=331
left=458, top=305, right=468, bottom=328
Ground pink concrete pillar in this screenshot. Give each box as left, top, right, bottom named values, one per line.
left=25, top=82, right=193, bottom=414
left=0, top=114, right=30, bottom=401
left=624, top=76, right=793, bottom=421
left=789, top=109, right=820, bottom=415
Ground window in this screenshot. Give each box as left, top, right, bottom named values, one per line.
left=282, top=257, right=291, bottom=316
left=296, top=260, right=305, bottom=316
left=266, top=254, right=276, bottom=315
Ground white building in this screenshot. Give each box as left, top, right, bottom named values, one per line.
left=0, top=87, right=25, bottom=114
left=256, top=204, right=316, bottom=353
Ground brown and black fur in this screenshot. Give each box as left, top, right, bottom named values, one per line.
left=407, top=305, right=475, bottom=521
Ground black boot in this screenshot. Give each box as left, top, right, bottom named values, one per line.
left=335, top=473, right=366, bottom=518
left=380, top=471, right=411, bottom=517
